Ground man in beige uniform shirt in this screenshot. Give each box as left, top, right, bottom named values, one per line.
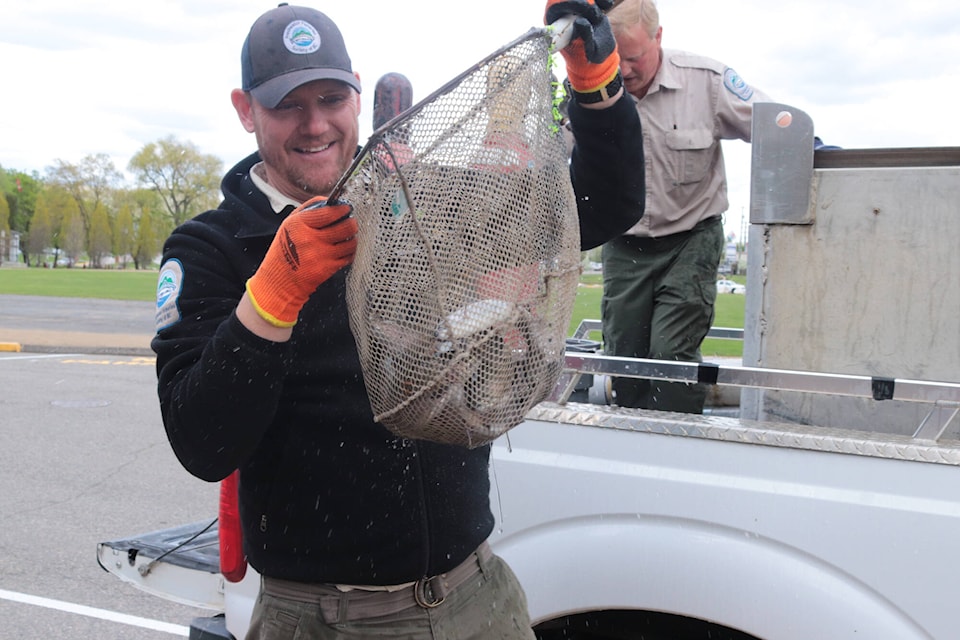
left=602, top=0, right=772, bottom=412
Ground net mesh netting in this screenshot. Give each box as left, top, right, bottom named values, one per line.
left=338, top=29, right=580, bottom=447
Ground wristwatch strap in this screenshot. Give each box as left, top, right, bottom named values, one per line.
left=567, top=71, right=623, bottom=104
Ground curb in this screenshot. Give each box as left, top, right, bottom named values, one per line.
left=18, top=344, right=155, bottom=357
left=0, top=342, right=22, bottom=352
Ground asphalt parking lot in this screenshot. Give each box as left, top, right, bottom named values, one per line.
left=0, top=295, right=154, bottom=355
left=0, top=295, right=217, bottom=637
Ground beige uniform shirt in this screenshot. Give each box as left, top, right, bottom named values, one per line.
left=624, top=49, right=771, bottom=238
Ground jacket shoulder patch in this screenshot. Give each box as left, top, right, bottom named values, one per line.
left=156, top=259, right=184, bottom=332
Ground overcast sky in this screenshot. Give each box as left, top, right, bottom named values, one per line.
left=3, top=0, right=959, bottom=238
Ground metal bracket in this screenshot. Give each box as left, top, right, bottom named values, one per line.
left=913, top=404, right=960, bottom=442
left=750, top=102, right=816, bottom=225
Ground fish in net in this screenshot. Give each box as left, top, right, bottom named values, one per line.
left=334, top=22, right=582, bottom=447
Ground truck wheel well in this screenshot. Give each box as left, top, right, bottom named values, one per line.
left=534, top=610, right=763, bottom=640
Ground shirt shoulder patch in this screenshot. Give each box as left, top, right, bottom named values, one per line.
left=723, top=68, right=755, bottom=101
left=156, top=259, right=184, bottom=332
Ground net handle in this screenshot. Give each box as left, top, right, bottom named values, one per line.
left=550, top=0, right=627, bottom=48
left=328, top=4, right=620, bottom=203
left=549, top=15, right=578, bottom=50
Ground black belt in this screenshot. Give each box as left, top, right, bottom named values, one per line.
left=618, top=215, right=722, bottom=250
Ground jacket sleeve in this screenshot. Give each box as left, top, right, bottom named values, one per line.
left=152, top=220, right=288, bottom=483
left=567, top=95, right=646, bottom=250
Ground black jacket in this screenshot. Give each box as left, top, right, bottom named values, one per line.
left=152, top=95, right=643, bottom=585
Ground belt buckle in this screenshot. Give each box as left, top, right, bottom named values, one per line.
left=414, top=575, right=445, bottom=608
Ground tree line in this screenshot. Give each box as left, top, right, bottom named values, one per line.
left=0, top=135, right=223, bottom=269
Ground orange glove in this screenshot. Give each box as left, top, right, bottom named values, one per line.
left=246, top=196, right=357, bottom=328
left=545, top=0, right=621, bottom=101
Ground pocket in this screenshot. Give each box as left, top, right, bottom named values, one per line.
left=665, top=128, right=714, bottom=186
left=273, top=608, right=302, bottom=630
left=250, top=595, right=305, bottom=639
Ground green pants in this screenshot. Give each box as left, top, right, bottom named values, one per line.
left=245, top=552, right=536, bottom=640
left=601, top=216, right=724, bottom=413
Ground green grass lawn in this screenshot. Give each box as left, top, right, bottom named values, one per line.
left=0, top=267, right=159, bottom=301
left=0, top=267, right=746, bottom=356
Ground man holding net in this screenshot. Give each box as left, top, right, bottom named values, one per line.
left=151, top=2, right=642, bottom=639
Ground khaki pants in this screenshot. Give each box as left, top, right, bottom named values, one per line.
left=601, top=216, right=724, bottom=413
left=245, top=548, right=536, bottom=640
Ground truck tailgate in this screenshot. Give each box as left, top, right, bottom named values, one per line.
left=97, top=519, right=225, bottom=611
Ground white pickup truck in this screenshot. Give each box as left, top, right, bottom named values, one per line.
left=98, top=104, right=960, bottom=639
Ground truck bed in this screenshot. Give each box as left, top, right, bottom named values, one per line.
left=490, top=402, right=960, bottom=640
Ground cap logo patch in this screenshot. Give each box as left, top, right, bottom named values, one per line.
left=284, top=20, right=321, bottom=54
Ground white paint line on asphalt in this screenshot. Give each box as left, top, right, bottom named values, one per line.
left=0, top=589, right=189, bottom=636
left=0, top=353, right=83, bottom=361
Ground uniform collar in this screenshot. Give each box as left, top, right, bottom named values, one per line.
left=220, top=153, right=296, bottom=239
left=250, top=162, right=303, bottom=214
left=636, top=48, right=683, bottom=101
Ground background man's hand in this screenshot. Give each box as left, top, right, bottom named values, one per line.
left=545, top=0, right=622, bottom=104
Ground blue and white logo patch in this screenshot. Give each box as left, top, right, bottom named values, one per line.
left=155, top=259, right=184, bottom=331
left=723, top=68, right=754, bottom=101
left=284, top=20, right=321, bottom=55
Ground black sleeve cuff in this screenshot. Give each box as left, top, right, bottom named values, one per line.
left=567, top=94, right=646, bottom=250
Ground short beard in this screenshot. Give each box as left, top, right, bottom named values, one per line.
left=255, top=137, right=339, bottom=198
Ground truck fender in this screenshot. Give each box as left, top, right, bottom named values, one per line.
left=492, top=516, right=932, bottom=640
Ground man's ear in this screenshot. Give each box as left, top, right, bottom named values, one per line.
left=231, top=89, right=256, bottom=133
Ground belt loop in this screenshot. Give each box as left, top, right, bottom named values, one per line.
left=336, top=591, right=349, bottom=624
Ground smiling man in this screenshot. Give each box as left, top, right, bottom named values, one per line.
left=150, top=2, right=644, bottom=639
left=230, top=12, right=361, bottom=202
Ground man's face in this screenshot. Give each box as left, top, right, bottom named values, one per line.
left=616, top=24, right=663, bottom=99
left=234, top=78, right=361, bottom=201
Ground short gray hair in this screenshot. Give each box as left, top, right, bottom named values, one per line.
left=608, top=0, right=660, bottom=38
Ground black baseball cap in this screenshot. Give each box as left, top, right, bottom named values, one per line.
left=241, top=4, right=361, bottom=108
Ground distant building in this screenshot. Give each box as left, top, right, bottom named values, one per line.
left=720, top=239, right=746, bottom=275
left=0, top=230, right=22, bottom=267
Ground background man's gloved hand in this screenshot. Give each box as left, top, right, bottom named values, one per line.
left=545, top=0, right=621, bottom=103
left=246, top=196, right=357, bottom=328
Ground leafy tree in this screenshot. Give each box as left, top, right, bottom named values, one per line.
left=129, top=136, right=222, bottom=227
left=0, top=166, right=12, bottom=225
left=0, top=194, right=9, bottom=265
left=115, top=187, right=165, bottom=269
left=113, top=203, right=135, bottom=269
left=28, top=187, right=76, bottom=267
left=0, top=166, right=42, bottom=265
left=0, top=193, right=8, bottom=231
left=46, top=154, right=122, bottom=238
left=133, top=208, right=161, bottom=270
left=88, top=202, right=113, bottom=268
left=0, top=169, right=41, bottom=234
left=27, top=192, right=55, bottom=267
left=60, top=197, right=85, bottom=267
